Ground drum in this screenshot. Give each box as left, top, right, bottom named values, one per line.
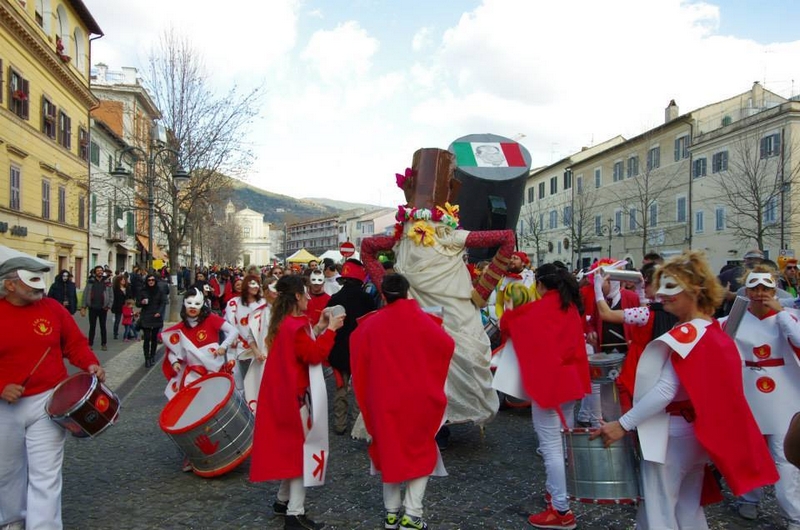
left=562, top=428, right=640, bottom=504
left=588, top=352, right=625, bottom=382
left=484, top=318, right=501, bottom=350
left=46, top=372, right=121, bottom=438
left=159, top=372, right=253, bottom=478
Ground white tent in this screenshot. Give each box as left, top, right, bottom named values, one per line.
left=318, top=249, right=360, bottom=263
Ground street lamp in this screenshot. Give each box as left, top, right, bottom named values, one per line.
left=110, top=146, right=190, bottom=273
left=599, top=218, right=621, bottom=259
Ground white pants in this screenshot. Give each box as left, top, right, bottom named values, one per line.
left=0, top=390, right=66, bottom=530
left=740, top=433, right=800, bottom=524
left=277, top=476, right=306, bottom=516
left=383, top=476, right=429, bottom=518
left=637, top=417, right=708, bottom=530
left=531, top=400, right=575, bottom=513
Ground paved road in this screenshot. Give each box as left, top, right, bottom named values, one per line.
left=60, top=314, right=787, bottom=529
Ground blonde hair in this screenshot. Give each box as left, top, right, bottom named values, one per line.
left=739, top=263, right=778, bottom=286
left=654, top=250, right=724, bottom=316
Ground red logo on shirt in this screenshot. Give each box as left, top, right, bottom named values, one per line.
left=756, top=376, right=776, bottom=393
left=753, top=344, right=771, bottom=359
left=33, top=318, right=52, bottom=336
left=668, top=323, right=697, bottom=344
left=240, top=316, right=249, bottom=326
left=169, top=333, right=180, bottom=345
left=196, top=330, right=208, bottom=342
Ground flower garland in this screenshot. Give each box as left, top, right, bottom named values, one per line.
left=392, top=202, right=461, bottom=245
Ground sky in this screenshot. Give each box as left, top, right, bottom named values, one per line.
left=83, top=0, right=800, bottom=208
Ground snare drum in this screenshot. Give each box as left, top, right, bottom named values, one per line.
left=159, top=372, right=254, bottom=478
left=562, top=427, right=640, bottom=504
left=46, top=372, right=121, bottom=438
left=483, top=318, right=501, bottom=350
left=588, top=353, right=625, bottom=382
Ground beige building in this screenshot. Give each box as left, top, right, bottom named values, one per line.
left=224, top=200, right=273, bottom=267
left=524, top=83, right=793, bottom=272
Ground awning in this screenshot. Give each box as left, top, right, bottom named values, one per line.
left=116, top=242, right=138, bottom=254
left=287, top=248, right=319, bottom=263
left=136, top=235, right=168, bottom=261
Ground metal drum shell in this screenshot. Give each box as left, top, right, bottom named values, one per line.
left=46, top=372, right=121, bottom=438
left=588, top=352, right=625, bottom=383
left=562, top=427, right=641, bottom=504
left=159, top=373, right=254, bottom=478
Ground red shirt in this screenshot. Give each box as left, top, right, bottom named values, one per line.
left=0, top=297, right=99, bottom=396
left=306, top=292, right=331, bottom=326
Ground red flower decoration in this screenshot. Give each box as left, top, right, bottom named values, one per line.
left=395, top=167, right=414, bottom=189
left=392, top=223, right=404, bottom=241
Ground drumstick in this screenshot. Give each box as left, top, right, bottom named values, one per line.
left=21, top=347, right=51, bottom=387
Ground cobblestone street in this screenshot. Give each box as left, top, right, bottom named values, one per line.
left=60, top=334, right=788, bottom=530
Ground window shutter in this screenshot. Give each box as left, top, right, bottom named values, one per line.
left=22, top=79, right=30, bottom=119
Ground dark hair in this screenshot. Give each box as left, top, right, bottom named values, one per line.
left=643, top=251, right=663, bottom=264
left=180, top=287, right=211, bottom=324
left=266, top=275, right=307, bottom=349
left=240, top=274, right=263, bottom=304
left=640, top=262, right=658, bottom=285
left=536, top=262, right=583, bottom=313
left=381, top=273, right=409, bottom=304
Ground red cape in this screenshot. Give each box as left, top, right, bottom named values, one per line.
left=250, top=315, right=334, bottom=482
left=503, top=291, right=590, bottom=409
left=351, top=299, right=454, bottom=483
left=306, top=292, right=331, bottom=326
left=671, top=320, right=778, bottom=496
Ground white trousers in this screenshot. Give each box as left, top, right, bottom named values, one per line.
left=277, top=476, right=306, bottom=516
left=740, top=432, right=800, bottom=524
left=383, top=476, right=429, bottom=518
left=637, top=417, right=708, bottom=530
left=531, top=400, right=575, bottom=513
left=0, top=390, right=66, bottom=530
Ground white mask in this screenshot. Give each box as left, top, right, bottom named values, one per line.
left=745, top=272, right=776, bottom=289
left=655, top=275, right=684, bottom=296
left=184, top=291, right=205, bottom=311
left=248, top=280, right=260, bottom=289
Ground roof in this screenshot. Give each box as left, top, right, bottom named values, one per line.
left=68, top=0, right=103, bottom=35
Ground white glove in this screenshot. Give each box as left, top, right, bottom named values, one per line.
left=594, top=271, right=606, bottom=303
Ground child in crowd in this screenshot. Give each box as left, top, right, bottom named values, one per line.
left=122, top=298, right=137, bottom=342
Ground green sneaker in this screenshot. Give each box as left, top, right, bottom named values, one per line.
left=399, top=515, right=428, bottom=530
left=385, top=511, right=400, bottom=529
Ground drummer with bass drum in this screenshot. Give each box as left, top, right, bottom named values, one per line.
left=0, top=256, right=106, bottom=530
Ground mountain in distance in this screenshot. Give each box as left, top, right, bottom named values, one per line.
left=227, top=180, right=341, bottom=225
left=302, top=197, right=380, bottom=211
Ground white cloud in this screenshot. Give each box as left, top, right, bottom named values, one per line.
left=412, top=26, right=433, bottom=52
left=301, top=21, right=379, bottom=84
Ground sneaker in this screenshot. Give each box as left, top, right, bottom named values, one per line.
left=273, top=500, right=288, bottom=516
left=284, top=514, right=324, bottom=529
left=527, top=505, right=576, bottom=529
left=385, top=511, right=400, bottom=530
left=737, top=502, right=758, bottom=520
left=101, top=344, right=108, bottom=351
left=399, top=515, right=427, bottom=530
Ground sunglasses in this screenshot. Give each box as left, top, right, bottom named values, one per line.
left=787, top=266, right=798, bottom=270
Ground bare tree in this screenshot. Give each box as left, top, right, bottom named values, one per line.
left=518, top=202, right=548, bottom=267
left=567, top=182, right=600, bottom=269
left=142, top=28, right=262, bottom=273
left=712, top=129, right=799, bottom=250
left=615, top=142, right=686, bottom=257
left=205, top=216, right=244, bottom=266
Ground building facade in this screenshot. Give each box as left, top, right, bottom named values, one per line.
left=0, top=0, right=102, bottom=287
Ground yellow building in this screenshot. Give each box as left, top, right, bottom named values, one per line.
left=0, top=0, right=102, bottom=288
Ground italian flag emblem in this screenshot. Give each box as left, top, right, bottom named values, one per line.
left=452, top=142, right=526, bottom=167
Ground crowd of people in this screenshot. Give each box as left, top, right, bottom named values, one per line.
left=3, top=243, right=800, bottom=530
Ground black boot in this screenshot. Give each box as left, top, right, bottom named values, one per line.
left=284, top=514, right=324, bottom=530
left=148, top=351, right=156, bottom=368
left=144, top=351, right=151, bottom=368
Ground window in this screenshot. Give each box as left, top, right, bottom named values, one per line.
left=527, top=187, right=535, bottom=203
left=10, top=166, right=21, bottom=210
left=78, top=128, right=89, bottom=160
left=712, top=151, right=728, bottom=173
left=9, top=68, right=30, bottom=120
left=549, top=210, right=558, bottom=229
left=57, top=186, right=66, bottom=222
left=576, top=175, right=584, bottom=195
left=647, top=146, right=660, bottom=171
left=614, top=210, right=623, bottom=232
left=564, top=170, right=572, bottom=190
left=538, top=182, right=545, bottom=199
left=539, top=213, right=545, bottom=230
left=674, top=135, right=690, bottom=161
left=126, top=211, right=135, bottom=236
left=0, top=60, right=3, bottom=105
left=78, top=194, right=86, bottom=228
left=57, top=111, right=71, bottom=149
left=626, top=156, right=639, bottom=178
left=693, top=157, right=707, bottom=178
left=550, top=176, right=558, bottom=195
left=243, top=227, right=251, bottom=238
left=90, top=141, right=100, bottom=166
left=715, top=207, right=726, bottom=231
left=629, top=208, right=637, bottom=231
left=764, top=196, right=777, bottom=224
left=649, top=202, right=658, bottom=228
left=695, top=210, right=704, bottom=233
left=613, top=161, right=624, bottom=181
left=595, top=215, right=602, bottom=236
left=760, top=133, right=781, bottom=159
left=677, top=196, right=687, bottom=223
left=42, top=97, right=57, bottom=138
left=594, top=168, right=602, bottom=188
left=107, top=154, right=113, bottom=173
left=41, top=180, right=51, bottom=219
left=564, top=206, right=572, bottom=226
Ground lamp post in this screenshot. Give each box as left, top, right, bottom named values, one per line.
left=110, top=146, right=190, bottom=273
left=599, top=218, right=621, bottom=259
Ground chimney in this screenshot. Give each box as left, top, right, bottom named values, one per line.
left=121, top=66, right=138, bottom=85
left=94, top=62, right=108, bottom=84
left=751, top=81, right=763, bottom=109
left=665, top=99, right=679, bottom=123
